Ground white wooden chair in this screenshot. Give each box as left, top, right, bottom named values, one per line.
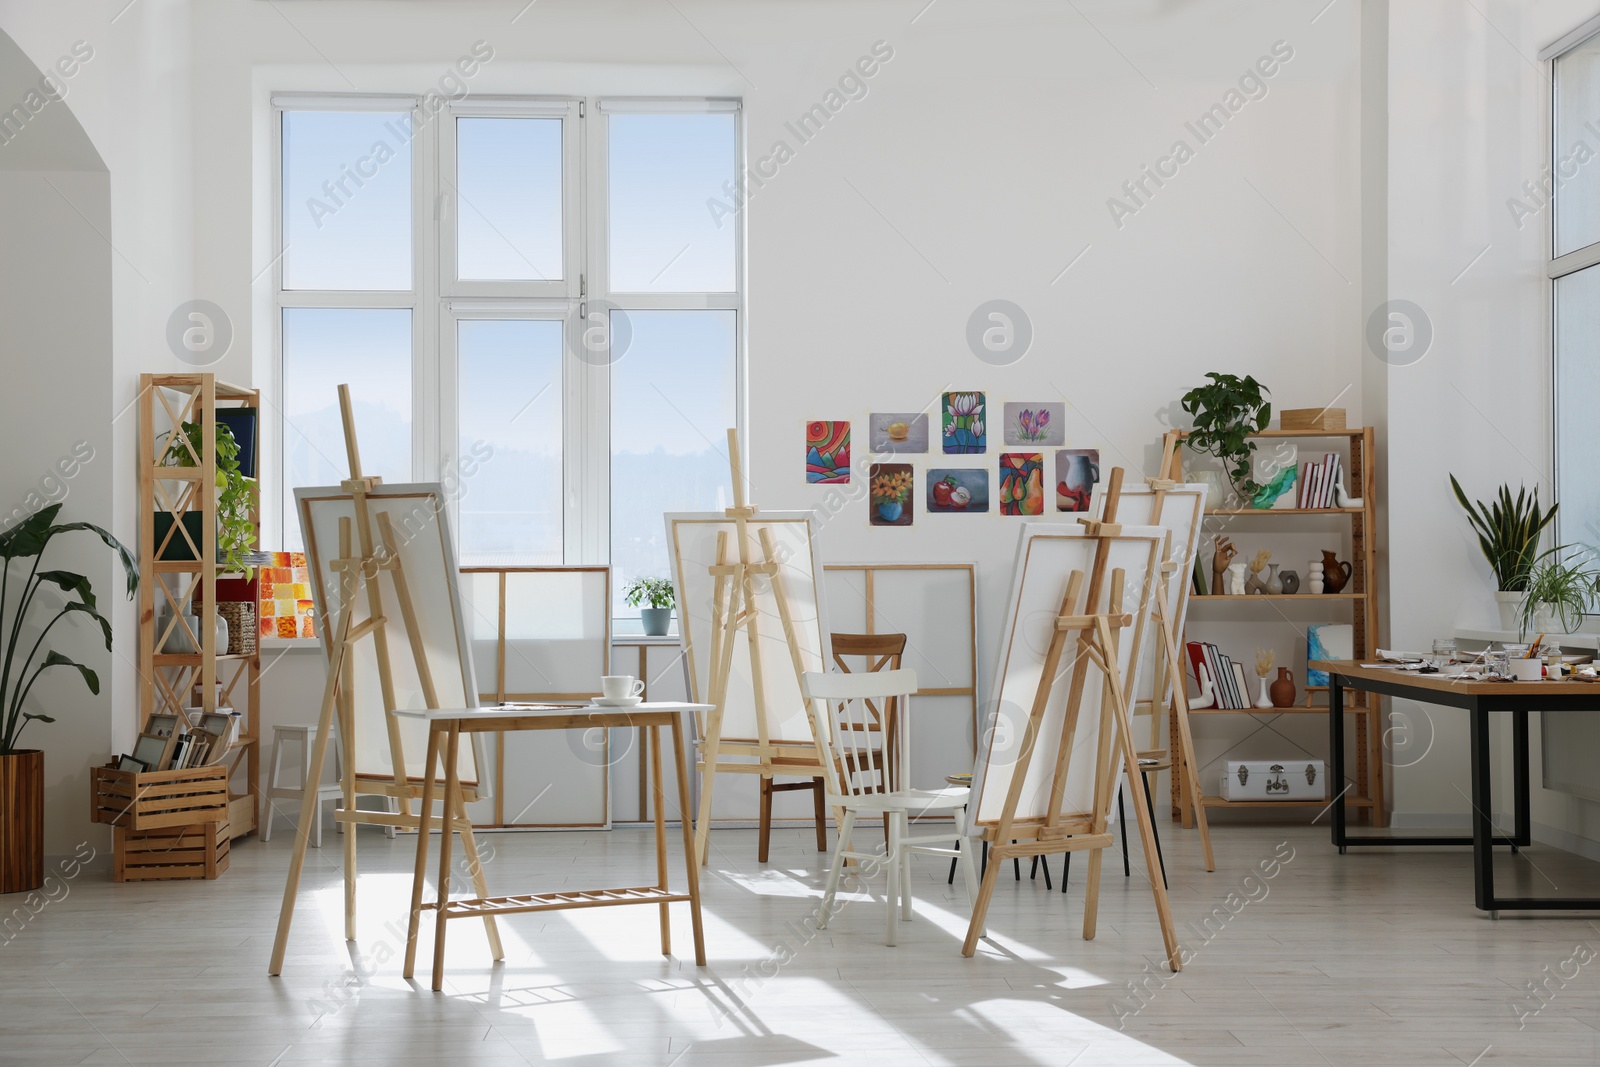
left=801, top=669, right=980, bottom=946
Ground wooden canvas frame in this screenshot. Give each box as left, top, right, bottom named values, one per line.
left=963, top=471, right=1180, bottom=969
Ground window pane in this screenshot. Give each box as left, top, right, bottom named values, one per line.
left=608, top=113, right=736, bottom=293
left=282, top=111, right=413, bottom=290
left=282, top=308, right=413, bottom=550
left=611, top=310, right=736, bottom=615
left=1556, top=39, right=1600, bottom=256
left=456, top=117, right=563, bottom=281
left=457, top=319, right=563, bottom=565
left=1556, top=265, right=1600, bottom=553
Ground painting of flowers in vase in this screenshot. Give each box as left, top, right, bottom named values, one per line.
left=998, top=453, right=1044, bottom=515
left=805, top=420, right=850, bottom=483
left=942, top=391, right=985, bottom=454
left=1003, top=402, right=1065, bottom=447
left=869, top=463, right=914, bottom=526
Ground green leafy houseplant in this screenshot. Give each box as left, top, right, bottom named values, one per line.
left=624, top=577, right=675, bottom=611
left=1448, top=475, right=1557, bottom=592
left=1179, top=373, right=1271, bottom=500
left=161, top=420, right=256, bottom=577
left=1518, top=550, right=1598, bottom=637
left=0, top=503, right=138, bottom=754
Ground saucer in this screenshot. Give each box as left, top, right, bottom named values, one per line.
left=594, top=695, right=643, bottom=707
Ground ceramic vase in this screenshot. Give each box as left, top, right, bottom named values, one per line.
left=1269, top=667, right=1296, bottom=708
left=1265, top=563, right=1282, bottom=595
left=1308, top=561, right=1325, bottom=596
left=1255, top=677, right=1274, bottom=709
left=1279, top=569, right=1300, bottom=594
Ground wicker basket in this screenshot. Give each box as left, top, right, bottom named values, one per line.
left=217, top=601, right=256, bottom=655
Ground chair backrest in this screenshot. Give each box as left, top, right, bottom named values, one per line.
left=830, top=631, right=908, bottom=787
left=802, top=668, right=917, bottom=801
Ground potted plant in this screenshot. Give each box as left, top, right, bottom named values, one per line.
left=1178, top=373, right=1271, bottom=505
left=1449, top=475, right=1558, bottom=629
left=624, top=577, right=676, bottom=637
left=156, top=420, right=256, bottom=577
left=1518, top=550, right=1598, bottom=637
left=0, top=504, right=137, bottom=893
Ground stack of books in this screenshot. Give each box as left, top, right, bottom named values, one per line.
left=1297, top=451, right=1344, bottom=508
left=1185, top=640, right=1253, bottom=709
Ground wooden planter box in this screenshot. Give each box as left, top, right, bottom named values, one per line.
left=113, top=820, right=230, bottom=882
left=90, top=764, right=229, bottom=832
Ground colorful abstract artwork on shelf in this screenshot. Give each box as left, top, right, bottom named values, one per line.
left=869, top=463, right=914, bottom=526
left=1252, top=441, right=1298, bottom=509
left=1055, top=448, right=1100, bottom=512
left=1305, top=623, right=1353, bottom=686
left=998, top=453, right=1044, bottom=515
left=942, top=392, right=986, bottom=454
left=927, top=468, right=988, bottom=513
left=257, top=552, right=316, bottom=640
left=1002, top=402, right=1065, bottom=447
left=868, top=413, right=930, bottom=454
left=805, top=421, right=851, bottom=483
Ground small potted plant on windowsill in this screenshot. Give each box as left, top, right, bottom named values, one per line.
left=1449, top=475, right=1558, bottom=629
left=1518, top=549, right=1599, bottom=638
left=625, top=577, right=676, bottom=637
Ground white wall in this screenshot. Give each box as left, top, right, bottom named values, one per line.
left=3, top=0, right=1593, bottom=849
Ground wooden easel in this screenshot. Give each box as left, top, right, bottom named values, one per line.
left=961, top=470, right=1181, bottom=971
left=1136, top=478, right=1216, bottom=872
left=692, top=429, right=819, bottom=866
left=268, top=386, right=502, bottom=976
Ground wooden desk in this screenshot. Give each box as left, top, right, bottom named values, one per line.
left=396, top=702, right=711, bottom=990
left=1318, top=660, right=1600, bottom=914
left=612, top=635, right=691, bottom=820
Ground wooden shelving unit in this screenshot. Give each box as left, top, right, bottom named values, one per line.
left=137, top=373, right=260, bottom=840
left=1159, top=425, right=1386, bottom=828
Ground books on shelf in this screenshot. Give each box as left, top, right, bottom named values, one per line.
left=1185, top=639, right=1258, bottom=709
left=1297, top=452, right=1343, bottom=508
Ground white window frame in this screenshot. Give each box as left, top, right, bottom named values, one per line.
left=271, top=92, right=745, bottom=577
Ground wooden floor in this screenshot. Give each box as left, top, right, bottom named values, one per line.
left=4, top=819, right=1600, bottom=1065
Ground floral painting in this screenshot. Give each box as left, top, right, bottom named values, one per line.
left=927, top=469, right=988, bottom=513
left=257, top=552, right=316, bottom=640
left=869, top=463, right=914, bottom=526
left=1003, top=402, right=1065, bottom=446
left=869, top=412, right=930, bottom=454
left=998, top=453, right=1044, bottom=515
left=1055, top=449, right=1100, bottom=512
left=806, top=421, right=851, bottom=483
left=942, top=391, right=985, bottom=454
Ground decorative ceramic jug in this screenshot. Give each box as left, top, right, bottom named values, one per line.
left=1270, top=667, right=1296, bottom=708
left=1321, top=550, right=1353, bottom=594
left=1278, top=569, right=1300, bottom=594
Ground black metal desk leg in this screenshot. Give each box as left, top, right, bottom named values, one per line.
left=1513, top=710, right=1530, bottom=849
left=1470, top=704, right=1496, bottom=913
left=1330, top=677, right=1347, bottom=852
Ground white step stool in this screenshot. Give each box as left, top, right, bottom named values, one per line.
left=264, top=723, right=381, bottom=847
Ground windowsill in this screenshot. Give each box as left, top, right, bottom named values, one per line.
left=260, top=637, right=322, bottom=652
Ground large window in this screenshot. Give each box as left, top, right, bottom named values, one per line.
left=1550, top=27, right=1600, bottom=553
left=274, top=95, right=742, bottom=615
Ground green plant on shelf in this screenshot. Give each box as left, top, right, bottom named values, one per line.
left=623, top=577, right=675, bottom=610
left=1179, top=373, right=1271, bottom=501
left=1448, top=474, right=1556, bottom=592
left=160, top=420, right=256, bottom=578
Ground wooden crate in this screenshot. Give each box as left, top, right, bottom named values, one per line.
left=90, top=764, right=229, bottom=832
left=113, top=820, right=230, bottom=882
left=1279, top=407, right=1347, bottom=432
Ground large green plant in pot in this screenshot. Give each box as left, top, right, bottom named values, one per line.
left=1179, top=373, right=1271, bottom=503
left=0, top=504, right=137, bottom=894
left=1449, top=475, right=1557, bottom=629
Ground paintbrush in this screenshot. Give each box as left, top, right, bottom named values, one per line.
left=1525, top=634, right=1545, bottom=659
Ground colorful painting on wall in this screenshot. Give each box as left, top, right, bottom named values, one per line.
left=1002, top=402, right=1065, bottom=446
left=869, top=463, right=914, bottom=526
left=998, top=453, right=1044, bottom=515
left=869, top=412, right=930, bottom=454
left=1055, top=448, right=1101, bottom=512
left=257, top=552, right=316, bottom=640
left=926, top=468, right=989, bottom=513
left=806, top=421, right=851, bottom=483
left=942, top=392, right=986, bottom=454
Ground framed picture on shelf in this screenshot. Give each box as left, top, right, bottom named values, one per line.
left=131, top=733, right=168, bottom=772
left=116, top=754, right=149, bottom=774
left=146, top=713, right=179, bottom=739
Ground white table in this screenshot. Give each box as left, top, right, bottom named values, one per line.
left=395, top=701, right=712, bottom=990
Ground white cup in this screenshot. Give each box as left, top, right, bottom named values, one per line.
left=1508, top=659, right=1544, bottom=682
left=602, top=675, right=645, bottom=700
